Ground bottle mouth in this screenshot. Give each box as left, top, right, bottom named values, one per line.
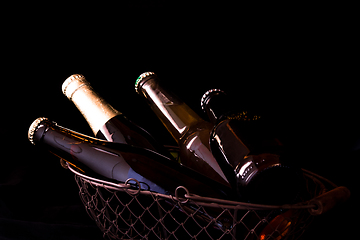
left=62, top=74, right=89, bottom=100
left=28, top=117, right=49, bottom=145
left=135, top=72, right=156, bottom=93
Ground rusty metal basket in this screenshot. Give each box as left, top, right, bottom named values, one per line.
left=65, top=160, right=350, bottom=240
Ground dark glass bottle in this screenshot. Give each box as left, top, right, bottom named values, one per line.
left=202, top=89, right=306, bottom=240
left=62, top=74, right=173, bottom=160
left=201, top=89, right=304, bottom=205
left=28, top=117, right=233, bottom=198
left=135, top=72, right=231, bottom=189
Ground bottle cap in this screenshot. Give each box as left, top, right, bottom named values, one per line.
left=135, top=72, right=156, bottom=93
left=200, top=89, right=225, bottom=112
left=28, top=117, right=49, bottom=145
left=62, top=74, right=89, bottom=100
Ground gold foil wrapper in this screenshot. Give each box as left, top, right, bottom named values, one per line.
left=62, top=74, right=120, bottom=135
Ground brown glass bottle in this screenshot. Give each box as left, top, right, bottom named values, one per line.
left=62, top=74, right=173, bottom=160
left=135, top=72, right=230, bottom=188
left=201, top=89, right=304, bottom=205
left=202, top=89, right=306, bottom=240
left=28, top=117, right=233, bottom=198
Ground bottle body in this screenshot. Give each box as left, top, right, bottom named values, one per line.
left=62, top=74, right=171, bottom=158
left=135, top=72, right=230, bottom=188
left=95, top=114, right=167, bottom=152
left=202, top=89, right=304, bottom=204
left=28, top=117, right=232, bottom=198
left=29, top=117, right=166, bottom=193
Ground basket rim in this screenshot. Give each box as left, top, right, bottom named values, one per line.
left=66, top=162, right=339, bottom=211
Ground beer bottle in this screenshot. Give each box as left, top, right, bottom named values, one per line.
left=135, top=72, right=231, bottom=188
left=201, top=89, right=304, bottom=205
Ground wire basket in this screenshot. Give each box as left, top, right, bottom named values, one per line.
left=65, top=160, right=350, bottom=240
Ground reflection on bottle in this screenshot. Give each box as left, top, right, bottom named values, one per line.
left=185, top=132, right=227, bottom=181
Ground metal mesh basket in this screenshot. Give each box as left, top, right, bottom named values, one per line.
left=64, top=160, right=349, bottom=240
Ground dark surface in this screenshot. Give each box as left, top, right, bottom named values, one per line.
left=2, top=2, right=358, bottom=239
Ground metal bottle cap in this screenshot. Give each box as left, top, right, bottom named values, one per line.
left=28, top=117, right=49, bottom=145
left=135, top=72, right=156, bottom=93
left=62, top=74, right=89, bottom=100
left=200, top=89, right=225, bottom=112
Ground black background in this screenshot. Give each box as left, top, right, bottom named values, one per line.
left=1, top=2, right=358, bottom=239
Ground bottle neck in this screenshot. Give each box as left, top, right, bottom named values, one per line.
left=203, top=90, right=261, bottom=124
left=32, top=119, right=103, bottom=155
left=63, top=75, right=121, bottom=135
left=137, top=75, right=205, bottom=141
left=202, top=90, right=233, bottom=124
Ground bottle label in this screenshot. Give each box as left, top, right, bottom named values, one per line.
left=157, top=92, right=173, bottom=105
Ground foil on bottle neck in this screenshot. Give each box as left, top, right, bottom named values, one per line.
left=62, top=74, right=120, bottom=135
left=62, top=74, right=88, bottom=100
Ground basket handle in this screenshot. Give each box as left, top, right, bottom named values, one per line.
left=308, top=186, right=351, bottom=215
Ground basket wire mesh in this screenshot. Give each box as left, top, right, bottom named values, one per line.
left=63, top=157, right=346, bottom=240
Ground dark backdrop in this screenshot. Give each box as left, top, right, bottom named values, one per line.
left=2, top=2, right=358, bottom=239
